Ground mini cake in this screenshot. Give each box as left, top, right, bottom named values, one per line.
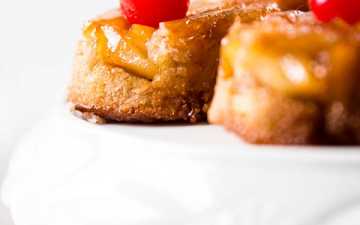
left=68, top=1, right=276, bottom=123
left=209, top=11, right=360, bottom=145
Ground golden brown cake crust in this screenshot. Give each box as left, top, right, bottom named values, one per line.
left=210, top=70, right=321, bottom=145
left=68, top=39, right=213, bottom=123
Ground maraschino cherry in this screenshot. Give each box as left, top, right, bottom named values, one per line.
left=121, top=0, right=190, bottom=28
left=309, top=0, right=360, bottom=25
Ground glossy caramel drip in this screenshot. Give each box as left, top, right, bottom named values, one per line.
left=84, top=10, right=157, bottom=80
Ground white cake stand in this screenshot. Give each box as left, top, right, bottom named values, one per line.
left=2, top=105, right=360, bottom=225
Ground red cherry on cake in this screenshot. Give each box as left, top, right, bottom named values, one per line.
left=309, top=0, right=360, bottom=25
left=121, top=0, right=190, bottom=28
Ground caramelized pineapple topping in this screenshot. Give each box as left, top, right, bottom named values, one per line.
left=222, top=12, right=360, bottom=104
left=84, top=10, right=157, bottom=80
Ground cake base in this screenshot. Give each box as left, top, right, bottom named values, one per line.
left=2, top=105, right=360, bottom=225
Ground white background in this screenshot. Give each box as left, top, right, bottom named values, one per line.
left=0, top=0, right=115, bottom=224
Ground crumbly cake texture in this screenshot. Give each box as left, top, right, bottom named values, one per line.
left=68, top=4, right=277, bottom=123
left=209, top=11, right=360, bottom=145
